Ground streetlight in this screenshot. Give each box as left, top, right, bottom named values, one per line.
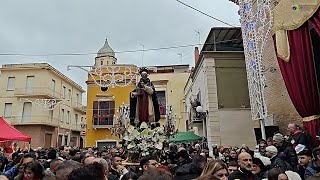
left=196, top=106, right=207, bottom=119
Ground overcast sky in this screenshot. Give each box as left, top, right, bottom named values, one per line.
left=0, top=0, right=239, bottom=100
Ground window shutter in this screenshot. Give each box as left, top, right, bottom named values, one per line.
left=110, top=101, right=115, bottom=115
left=7, top=77, right=15, bottom=90
left=4, top=103, right=12, bottom=117
left=93, top=101, right=98, bottom=116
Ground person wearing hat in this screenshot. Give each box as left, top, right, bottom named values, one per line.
left=265, top=146, right=293, bottom=172
left=252, top=157, right=268, bottom=179
left=273, top=133, right=298, bottom=170
left=129, top=67, right=160, bottom=126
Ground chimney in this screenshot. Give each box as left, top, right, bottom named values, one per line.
left=194, top=47, right=200, bottom=65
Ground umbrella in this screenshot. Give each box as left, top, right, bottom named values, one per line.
left=169, top=131, right=202, bottom=143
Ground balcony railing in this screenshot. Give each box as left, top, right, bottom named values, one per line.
left=92, top=116, right=113, bottom=128
left=188, top=116, right=203, bottom=126
left=15, top=87, right=61, bottom=99
left=10, top=116, right=59, bottom=127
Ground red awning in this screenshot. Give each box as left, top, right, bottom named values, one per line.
left=0, top=117, right=31, bottom=142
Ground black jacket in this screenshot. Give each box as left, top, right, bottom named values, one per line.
left=297, top=165, right=306, bottom=180
left=278, top=141, right=298, bottom=169
left=290, top=132, right=308, bottom=146
left=174, top=163, right=202, bottom=180
left=109, top=168, right=121, bottom=179
left=228, top=168, right=260, bottom=180
left=270, top=155, right=293, bottom=172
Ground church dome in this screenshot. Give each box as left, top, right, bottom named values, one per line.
left=97, top=38, right=115, bottom=58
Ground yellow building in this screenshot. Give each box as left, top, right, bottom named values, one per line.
left=148, top=65, right=190, bottom=131
left=85, top=39, right=137, bottom=148
left=86, top=39, right=191, bottom=148
left=0, top=63, right=86, bottom=148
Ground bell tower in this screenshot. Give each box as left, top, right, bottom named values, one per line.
left=95, top=38, right=117, bottom=66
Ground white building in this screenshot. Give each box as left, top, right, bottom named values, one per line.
left=184, top=27, right=257, bottom=148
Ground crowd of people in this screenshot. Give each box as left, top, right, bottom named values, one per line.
left=0, top=123, right=319, bottom=180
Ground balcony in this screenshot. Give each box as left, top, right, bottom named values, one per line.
left=188, top=116, right=204, bottom=126
left=10, top=116, right=59, bottom=127
left=70, top=123, right=82, bottom=132
left=15, top=87, right=61, bottom=99
left=72, top=102, right=86, bottom=113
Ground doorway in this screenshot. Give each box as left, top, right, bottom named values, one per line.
left=44, top=133, right=52, bottom=149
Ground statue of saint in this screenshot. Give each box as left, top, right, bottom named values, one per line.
left=129, top=68, right=160, bottom=126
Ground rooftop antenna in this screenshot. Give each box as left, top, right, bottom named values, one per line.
left=177, top=53, right=182, bottom=64
left=139, top=43, right=144, bottom=67
left=195, top=29, right=201, bottom=48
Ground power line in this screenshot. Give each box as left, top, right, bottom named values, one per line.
left=0, top=38, right=241, bottom=57
left=176, top=0, right=237, bottom=27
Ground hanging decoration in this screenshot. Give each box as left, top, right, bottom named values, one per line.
left=20, top=98, right=61, bottom=110
left=163, top=105, right=178, bottom=137
left=111, top=103, right=130, bottom=137
left=67, top=65, right=157, bottom=88
left=239, top=0, right=273, bottom=120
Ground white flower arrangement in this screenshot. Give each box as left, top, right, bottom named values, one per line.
left=123, top=122, right=167, bottom=157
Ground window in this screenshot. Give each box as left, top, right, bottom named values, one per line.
left=81, top=117, right=83, bottom=123
left=101, top=61, right=103, bottom=65
left=62, top=86, right=66, bottom=99
left=93, top=101, right=115, bottom=126
left=49, top=110, right=53, bottom=121
left=26, top=76, right=35, bottom=91
left=4, top=103, right=12, bottom=118
left=67, top=111, right=70, bottom=124
left=157, top=91, right=166, bottom=115
left=75, top=114, right=78, bottom=125
left=68, top=89, right=71, bottom=101
left=76, top=94, right=79, bottom=106
left=51, top=80, right=56, bottom=96
left=61, top=109, right=65, bottom=122
left=7, top=77, right=15, bottom=90
left=22, top=102, right=32, bottom=121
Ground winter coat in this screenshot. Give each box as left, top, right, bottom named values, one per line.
left=278, top=141, right=298, bottom=169
left=174, top=163, right=202, bottom=180
left=304, top=161, right=320, bottom=179
left=270, top=155, right=293, bottom=172
left=228, top=168, right=260, bottom=180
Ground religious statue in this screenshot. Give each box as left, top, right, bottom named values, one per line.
left=129, top=68, right=160, bottom=126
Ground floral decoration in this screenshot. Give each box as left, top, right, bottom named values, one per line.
left=122, top=122, right=167, bottom=157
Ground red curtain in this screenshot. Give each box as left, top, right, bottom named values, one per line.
left=276, top=8, right=320, bottom=146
